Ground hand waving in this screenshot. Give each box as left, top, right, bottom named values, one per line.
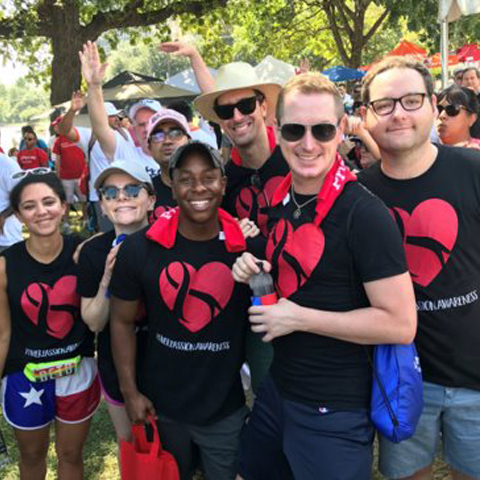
left=79, top=41, right=108, bottom=87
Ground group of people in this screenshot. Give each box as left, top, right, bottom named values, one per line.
left=0, top=38, right=479, bottom=480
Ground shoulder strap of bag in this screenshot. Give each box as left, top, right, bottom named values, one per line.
left=344, top=194, right=399, bottom=428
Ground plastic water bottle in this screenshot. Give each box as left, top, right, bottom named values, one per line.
left=0, top=427, right=9, bottom=468
left=249, top=263, right=277, bottom=306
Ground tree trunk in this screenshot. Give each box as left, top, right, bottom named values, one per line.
left=49, top=1, right=84, bottom=105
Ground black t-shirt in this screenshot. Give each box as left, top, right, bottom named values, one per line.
left=223, top=146, right=290, bottom=235
left=3, top=236, right=94, bottom=375
left=77, top=230, right=147, bottom=401
left=150, top=174, right=177, bottom=223
left=110, top=227, right=261, bottom=425
left=359, top=145, right=480, bottom=390
left=266, top=182, right=407, bottom=408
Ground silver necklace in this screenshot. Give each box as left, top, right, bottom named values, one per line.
left=290, top=185, right=317, bottom=219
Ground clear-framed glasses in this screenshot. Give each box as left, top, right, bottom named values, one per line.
left=368, top=93, right=427, bottom=116
left=11, top=167, right=51, bottom=180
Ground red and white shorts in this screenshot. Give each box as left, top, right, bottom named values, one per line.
left=1, top=357, right=101, bottom=430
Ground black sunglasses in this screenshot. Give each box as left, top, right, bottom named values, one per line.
left=213, top=94, right=264, bottom=120
left=99, top=184, right=147, bottom=201
left=280, top=123, right=338, bottom=143
left=437, top=104, right=471, bottom=117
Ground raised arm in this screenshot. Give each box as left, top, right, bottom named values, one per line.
left=160, top=41, right=216, bottom=93
left=79, top=41, right=117, bottom=159
left=57, top=91, right=85, bottom=143
left=81, top=244, right=120, bottom=333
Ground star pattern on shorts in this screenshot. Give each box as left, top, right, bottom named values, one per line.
left=19, top=386, right=44, bottom=408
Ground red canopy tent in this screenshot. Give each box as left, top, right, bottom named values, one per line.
left=387, top=40, right=427, bottom=57
left=428, top=52, right=460, bottom=68
left=457, top=43, right=480, bottom=62
left=359, top=40, right=427, bottom=71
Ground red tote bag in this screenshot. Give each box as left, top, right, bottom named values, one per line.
left=120, top=416, right=179, bottom=480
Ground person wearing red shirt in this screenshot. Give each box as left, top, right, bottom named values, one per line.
left=17, top=132, right=48, bottom=170
left=52, top=117, right=86, bottom=216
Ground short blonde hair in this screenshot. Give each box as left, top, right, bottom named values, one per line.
left=361, top=56, right=434, bottom=105
left=276, top=72, right=345, bottom=123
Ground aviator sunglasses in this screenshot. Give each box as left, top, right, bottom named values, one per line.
left=213, top=94, right=264, bottom=120
left=437, top=104, right=472, bottom=117
left=280, top=123, right=338, bottom=143
left=99, top=184, right=148, bottom=201
left=150, top=128, right=185, bottom=143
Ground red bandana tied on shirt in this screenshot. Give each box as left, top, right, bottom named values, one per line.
left=230, top=126, right=276, bottom=167
left=146, top=207, right=247, bottom=253
left=271, top=154, right=357, bottom=227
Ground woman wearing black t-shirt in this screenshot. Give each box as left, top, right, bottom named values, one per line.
left=0, top=172, right=99, bottom=480
left=77, top=159, right=155, bottom=447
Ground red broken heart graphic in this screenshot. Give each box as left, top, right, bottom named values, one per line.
left=236, top=176, right=284, bottom=235
left=391, top=198, right=458, bottom=287
left=160, top=261, right=234, bottom=333
left=21, top=275, right=80, bottom=339
left=266, top=219, right=324, bottom=298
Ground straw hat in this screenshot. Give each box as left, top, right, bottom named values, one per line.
left=194, top=62, right=282, bottom=123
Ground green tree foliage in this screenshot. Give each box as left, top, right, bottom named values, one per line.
left=106, top=41, right=190, bottom=81
left=183, top=0, right=404, bottom=69
left=0, top=0, right=228, bottom=105
left=0, top=78, right=49, bottom=124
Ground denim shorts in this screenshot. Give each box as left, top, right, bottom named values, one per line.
left=239, top=374, right=374, bottom=480
left=379, top=381, right=480, bottom=479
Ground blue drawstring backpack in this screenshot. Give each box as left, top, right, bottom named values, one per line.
left=368, top=343, right=423, bottom=443
left=345, top=197, right=423, bottom=443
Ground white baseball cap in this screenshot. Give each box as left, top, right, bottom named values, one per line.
left=129, top=99, right=162, bottom=121
left=94, top=159, right=154, bottom=190
left=104, top=102, right=121, bottom=117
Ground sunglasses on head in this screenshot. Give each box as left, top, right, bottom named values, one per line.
left=213, top=94, right=264, bottom=120
left=280, top=123, right=338, bottom=143
left=437, top=104, right=471, bottom=117
left=150, top=128, right=185, bottom=143
left=11, top=167, right=51, bottom=180
left=99, top=183, right=147, bottom=201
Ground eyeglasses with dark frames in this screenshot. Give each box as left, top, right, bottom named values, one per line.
left=368, top=93, right=427, bottom=116
left=437, top=104, right=473, bottom=117
left=213, top=94, right=265, bottom=120
left=279, top=123, right=338, bottom=143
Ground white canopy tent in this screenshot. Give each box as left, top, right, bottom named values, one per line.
left=254, top=55, right=296, bottom=86
left=165, top=67, right=218, bottom=94
left=439, top=0, right=480, bottom=87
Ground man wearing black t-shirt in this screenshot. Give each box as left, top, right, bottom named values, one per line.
left=109, top=142, right=261, bottom=480
left=359, top=57, right=480, bottom=480
left=232, top=73, right=416, bottom=480
left=145, top=109, right=190, bottom=221
left=187, top=54, right=289, bottom=394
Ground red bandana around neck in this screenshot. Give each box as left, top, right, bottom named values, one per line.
left=230, top=125, right=277, bottom=167
left=146, top=207, right=247, bottom=252
left=271, top=154, right=357, bottom=227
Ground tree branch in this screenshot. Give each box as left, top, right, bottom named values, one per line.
left=322, top=0, right=350, bottom=64
left=363, top=6, right=391, bottom=43
left=83, top=0, right=228, bottom=40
